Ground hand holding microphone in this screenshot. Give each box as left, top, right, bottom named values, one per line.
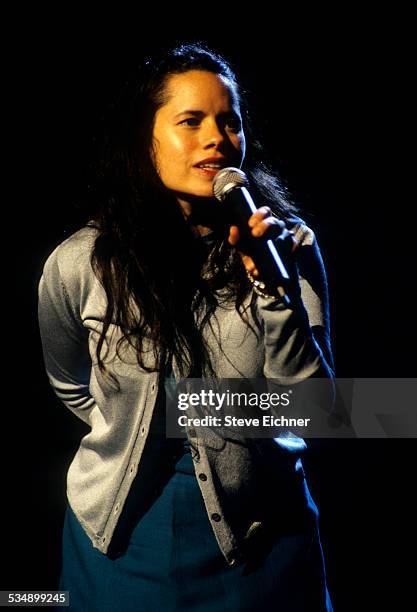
left=212, top=167, right=299, bottom=307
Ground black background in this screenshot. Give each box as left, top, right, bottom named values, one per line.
left=6, top=9, right=415, bottom=611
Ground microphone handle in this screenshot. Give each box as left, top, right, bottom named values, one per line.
left=224, top=187, right=292, bottom=306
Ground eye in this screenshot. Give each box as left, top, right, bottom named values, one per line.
left=179, top=117, right=200, bottom=127
left=226, top=119, right=242, bottom=133
left=221, top=115, right=242, bottom=133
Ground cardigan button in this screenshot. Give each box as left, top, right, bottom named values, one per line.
left=211, top=513, right=221, bottom=522
left=198, top=473, right=207, bottom=481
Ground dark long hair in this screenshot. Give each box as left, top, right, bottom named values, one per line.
left=87, top=42, right=298, bottom=384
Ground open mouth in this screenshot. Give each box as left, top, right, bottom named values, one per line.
left=193, top=160, right=228, bottom=177
left=194, top=165, right=223, bottom=177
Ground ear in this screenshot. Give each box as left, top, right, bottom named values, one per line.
left=149, top=138, right=160, bottom=172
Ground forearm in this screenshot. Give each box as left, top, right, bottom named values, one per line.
left=259, top=295, right=332, bottom=382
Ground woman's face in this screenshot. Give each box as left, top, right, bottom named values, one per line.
left=151, top=70, right=246, bottom=208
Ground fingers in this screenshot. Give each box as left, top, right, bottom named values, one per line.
left=241, top=254, right=260, bottom=277
left=248, top=206, right=275, bottom=227
left=248, top=207, right=286, bottom=239
left=227, top=209, right=297, bottom=278
left=228, top=208, right=285, bottom=244
left=228, top=225, right=240, bottom=246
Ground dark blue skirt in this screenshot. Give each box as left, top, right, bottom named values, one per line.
left=59, top=447, right=333, bottom=611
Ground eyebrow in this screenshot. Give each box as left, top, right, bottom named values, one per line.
left=173, top=109, right=240, bottom=119
left=173, top=110, right=204, bottom=119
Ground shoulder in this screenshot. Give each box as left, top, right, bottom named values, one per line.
left=46, top=224, right=98, bottom=269
left=42, top=225, right=98, bottom=281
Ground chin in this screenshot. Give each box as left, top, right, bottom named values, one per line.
left=195, top=192, right=216, bottom=201
left=188, top=186, right=215, bottom=199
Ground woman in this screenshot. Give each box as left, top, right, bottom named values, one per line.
left=38, top=43, right=334, bottom=611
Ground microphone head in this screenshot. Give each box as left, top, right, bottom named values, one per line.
left=212, top=167, right=248, bottom=202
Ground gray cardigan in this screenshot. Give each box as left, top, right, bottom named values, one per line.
left=38, top=222, right=333, bottom=567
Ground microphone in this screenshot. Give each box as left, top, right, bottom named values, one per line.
left=213, top=167, right=292, bottom=307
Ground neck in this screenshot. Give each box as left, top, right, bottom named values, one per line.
left=176, top=195, right=222, bottom=237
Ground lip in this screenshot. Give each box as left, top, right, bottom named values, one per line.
left=193, top=157, right=228, bottom=178
left=193, top=157, right=228, bottom=168
left=194, top=166, right=223, bottom=177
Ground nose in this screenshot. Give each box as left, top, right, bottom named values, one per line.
left=201, top=119, right=225, bottom=149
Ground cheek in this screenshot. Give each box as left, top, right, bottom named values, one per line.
left=153, top=137, right=194, bottom=190
left=153, top=125, right=180, bottom=163
left=160, top=134, right=193, bottom=176
left=162, top=130, right=189, bottom=155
